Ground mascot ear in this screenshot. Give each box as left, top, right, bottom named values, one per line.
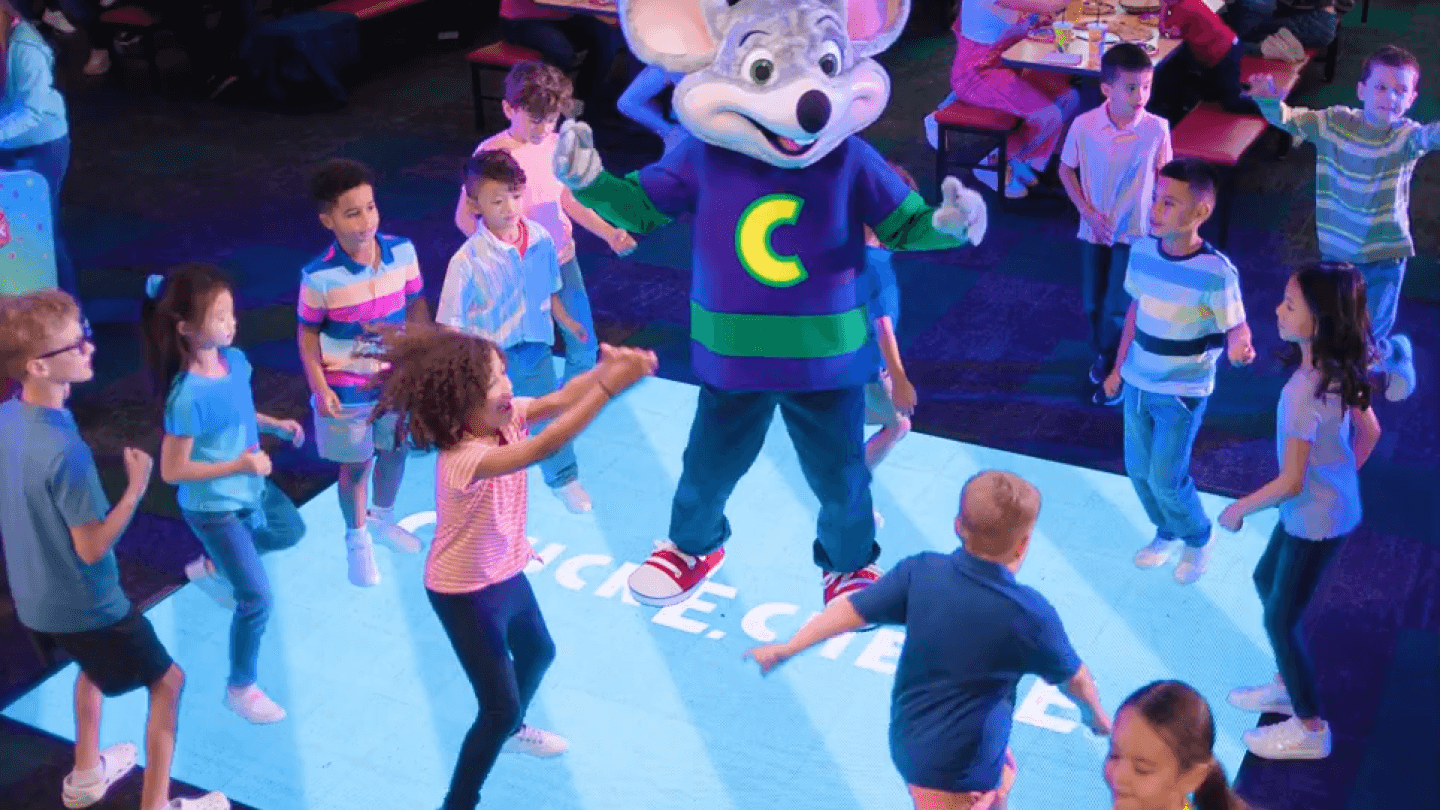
left=848, top=0, right=910, bottom=58
left=620, top=0, right=727, bottom=74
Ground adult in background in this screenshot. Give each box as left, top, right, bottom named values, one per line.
left=1225, top=0, right=1350, bottom=59
left=498, top=0, right=621, bottom=119
left=0, top=0, right=74, bottom=297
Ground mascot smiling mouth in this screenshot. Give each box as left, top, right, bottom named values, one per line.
left=740, top=115, right=819, bottom=157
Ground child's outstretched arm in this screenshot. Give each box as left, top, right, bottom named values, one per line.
left=744, top=595, right=868, bottom=674
left=1218, top=437, right=1312, bottom=531
left=1351, top=405, right=1381, bottom=469
left=875, top=315, right=916, bottom=415
left=1059, top=665, right=1113, bottom=736
left=257, top=413, right=306, bottom=447
left=161, top=434, right=270, bottom=484
left=561, top=188, right=637, bottom=255
left=69, top=448, right=152, bottom=565
left=1246, top=77, right=1325, bottom=143
left=464, top=346, right=658, bottom=482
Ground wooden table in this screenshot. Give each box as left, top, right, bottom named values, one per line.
left=1001, top=1, right=1181, bottom=79
left=534, top=0, right=617, bottom=20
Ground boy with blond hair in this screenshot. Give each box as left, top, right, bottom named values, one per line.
left=454, top=61, right=637, bottom=512
left=747, top=470, right=1111, bottom=810
left=0, top=290, right=227, bottom=810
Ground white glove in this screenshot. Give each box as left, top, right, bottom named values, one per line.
left=553, top=119, right=605, bottom=190
left=932, top=176, right=988, bottom=246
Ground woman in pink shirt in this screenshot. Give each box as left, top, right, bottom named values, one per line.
left=369, top=323, right=656, bottom=810
left=500, top=0, right=622, bottom=118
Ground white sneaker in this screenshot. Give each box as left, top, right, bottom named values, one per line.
left=83, top=49, right=111, bottom=76
left=167, top=792, right=231, bottom=809
left=1243, top=716, right=1332, bottom=760
left=1384, top=335, right=1415, bottom=402
left=368, top=509, right=422, bottom=554
left=502, top=724, right=569, bottom=757
left=184, top=557, right=236, bottom=609
left=1229, top=676, right=1295, bottom=715
left=42, top=8, right=76, bottom=34
left=223, top=685, right=287, bottom=724
left=61, top=742, right=137, bottom=808
left=1174, top=543, right=1210, bottom=584
left=346, top=533, right=380, bottom=587
left=553, top=480, right=592, bottom=514
left=1133, top=537, right=1180, bottom=569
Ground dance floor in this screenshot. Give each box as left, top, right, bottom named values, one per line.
left=4, top=376, right=1279, bottom=810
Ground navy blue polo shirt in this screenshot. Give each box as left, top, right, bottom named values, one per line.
left=849, top=548, right=1083, bottom=792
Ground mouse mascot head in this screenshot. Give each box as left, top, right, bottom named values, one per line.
left=619, top=0, right=910, bottom=169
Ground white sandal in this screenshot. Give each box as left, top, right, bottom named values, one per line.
left=61, top=741, right=138, bottom=808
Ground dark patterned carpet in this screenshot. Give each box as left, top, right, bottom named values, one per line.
left=2, top=2, right=1437, bottom=808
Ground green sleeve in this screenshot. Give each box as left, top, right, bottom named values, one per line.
left=874, top=191, right=969, bottom=252
left=572, top=171, right=674, bottom=235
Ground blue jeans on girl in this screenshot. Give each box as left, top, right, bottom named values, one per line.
left=1253, top=524, right=1341, bottom=719
left=504, top=341, right=579, bottom=489
left=669, top=385, right=880, bottom=573
left=0, top=135, right=74, bottom=297
left=1122, top=386, right=1212, bottom=546
left=181, top=479, right=305, bottom=688
left=428, top=573, right=556, bottom=810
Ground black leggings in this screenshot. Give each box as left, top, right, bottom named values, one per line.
left=428, top=573, right=556, bottom=810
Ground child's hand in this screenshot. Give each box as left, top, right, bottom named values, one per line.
left=1082, top=205, right=1115, bottom=245
left=1243, top=73, right=1282, bottom=99
left=239, top=449, right=273, bottom=477
left=1103, top=370, right=1123, bottom=399
left=607, top=228, right=638, bottom=256
left=892, top=375, right=917, bottom=417
left=314, top=385, right=343, bottom=419
left=1085, top=709, right=1113, bottom=737
left=743, top=643, right=793, bottom=675
left=1218, top=503, right=1244, bottom=532
left=122, top=447, right=154, bottom=496
left=598, top=344, right=659, bottom=391
left=273, top=419, right=306, bottom=448
left=1228, top=339, right=1256, bottom=367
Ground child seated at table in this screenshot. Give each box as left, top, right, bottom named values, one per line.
left=1151, top=0, right=1261, bottom=125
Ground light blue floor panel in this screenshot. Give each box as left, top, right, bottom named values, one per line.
left=6, top=376, right=1278, bottom=810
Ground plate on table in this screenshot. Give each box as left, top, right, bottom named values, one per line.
left=1079, top=1, right=1117, bottom=15
left=1120, top=0, right=1162, bottom=13
left=1110, top=17, right=1153, bottom=42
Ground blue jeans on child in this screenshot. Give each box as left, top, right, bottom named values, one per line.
left=1253, top=524, right=1341, bottom=719
left=558, top=257, right=598, bottom=381
left=1079, top=242, right=1132, bottom=370
left=0, top=135, right=75, bottom=298
left=428, top=573, right=556, bottom=810
left=1122, top=386, right=1212, bottom=546
left=1346, top=257, right=1409, bottom=372
left=504, top=341, right=579, bottom=489
left=669, top=385, right=879, bottom=573
left=1226, top=0, right=1339, bottom=52
left=181, top=480, right=306, bottom=688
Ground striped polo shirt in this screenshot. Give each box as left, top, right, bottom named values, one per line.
left=1060, top=104, right=1173, bottom=245
left=1121, top=237, right=1246, bottom=397
left=426, top=400, right=535, bottom=594
left=1257, top=99, right=1440, bottom=263
left=435, top=218, right=561, bottom=350
left=297, top=235, right=423, bottom=404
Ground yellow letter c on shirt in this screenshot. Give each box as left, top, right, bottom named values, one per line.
left=735, top=194, right=806, bottom=288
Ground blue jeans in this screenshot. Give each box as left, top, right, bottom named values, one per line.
left=428, top=573, right=555, bottom=810
left=1226, top=0, right=1338, bottom=52
left=500, top=15, right=621, bottom=112
left=1122, top=386, right=1211, bottom=546
left=669, top=385, right=879, bottom=573
left=1253, top=524, right=1341, bottom=719
left=1347, top=257, right=1408, bottom=371
left=181, top=480, right=305, bottom=688
left=504, top=341, right=578, bottom=489
left=1079, top=241, right=1132, bottom=369
left=0, top=136, right=74, bottom=298
left=557, top=257, right=597, bottom=382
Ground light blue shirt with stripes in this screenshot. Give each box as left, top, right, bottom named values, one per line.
left=1121, top=237, right=1246, bottom=397
left=435, top=219, right=561, bottom=349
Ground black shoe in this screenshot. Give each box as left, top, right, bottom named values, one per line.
left=1088, top=355, right=1111, bottom=385
left=1092, top=385, right=1123, bottom=407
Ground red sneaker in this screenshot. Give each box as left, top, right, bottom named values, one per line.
left=627, top=541, right=726, bottom=606
left=822, top=563, right=883, bottom=605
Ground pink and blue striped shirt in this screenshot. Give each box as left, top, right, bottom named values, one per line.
left=297, top=234, right=423, bottom=404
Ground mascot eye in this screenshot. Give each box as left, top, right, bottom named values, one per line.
left=818, top=42, right=842, bottom=77
left=742, top=49, right=777, bottom=85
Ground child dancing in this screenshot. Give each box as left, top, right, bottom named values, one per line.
left=1219, top=262, right=1382, bottom=760
left=142, top=263, right=307, bottom=724
left=368, top=323, right=657, bottom=810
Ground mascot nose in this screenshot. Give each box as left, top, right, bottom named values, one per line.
left=796, top=90, right=831, bottom=134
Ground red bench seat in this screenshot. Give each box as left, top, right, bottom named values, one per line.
left=320, top=0, right=425, bottom=22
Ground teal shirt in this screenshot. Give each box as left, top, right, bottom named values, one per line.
left=0, top=22, right=68, bottom=149
left=164, top=348, right=266, bottom=513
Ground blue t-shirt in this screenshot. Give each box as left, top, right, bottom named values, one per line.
left=636, top=136, right=913, bottom=391
left=0, top=398, right=128, bottom=633
left=164, top=347, right=265, bottom=513
left=849, top=548, right=1083, bottom=792
left=859, top=244, right=900, bottom=353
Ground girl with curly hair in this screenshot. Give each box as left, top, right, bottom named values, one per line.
left=1218, top=261, right=1383, bottom=761
left=368, top=323, right=656, bottom=810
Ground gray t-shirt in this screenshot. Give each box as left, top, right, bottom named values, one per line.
left=0, top=398, right=129, bottom=633
left=1277, top=366, right=1361, bottom=540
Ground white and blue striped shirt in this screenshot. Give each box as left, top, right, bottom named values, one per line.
left=435, top=218, right=561, bottom=350
left=1121, top=237, right=1246, bottom=397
